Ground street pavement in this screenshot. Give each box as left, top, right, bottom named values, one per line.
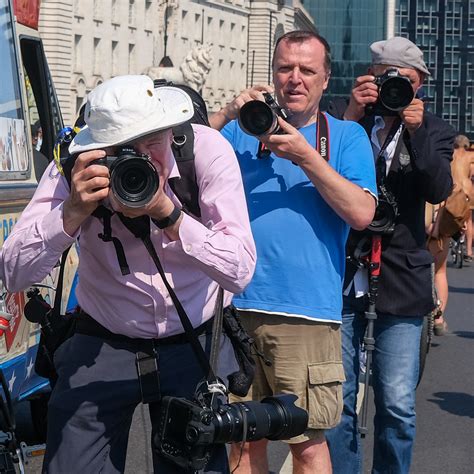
left=18, top=259, right=473, bottom=473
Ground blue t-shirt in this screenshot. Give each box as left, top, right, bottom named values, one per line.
left=222, top=114, right=376, bottom=323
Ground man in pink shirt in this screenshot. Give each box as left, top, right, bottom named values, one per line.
left=1, top=75, right=256, bottom=473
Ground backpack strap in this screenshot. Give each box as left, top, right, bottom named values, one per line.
left=169, top=122, right=201, bottom=218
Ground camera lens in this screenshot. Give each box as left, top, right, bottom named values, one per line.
left=379, top=76, right=414, bottom=111
left=110, top=154, right=159, bottom=208
left=367, top=199, right=397, bottom=234
left=238, top=100, right=279, bottom=137
left=212, top=394, right=308, bottom=443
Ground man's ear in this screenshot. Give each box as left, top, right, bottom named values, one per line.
left=323, top=73, right=331, bottom=90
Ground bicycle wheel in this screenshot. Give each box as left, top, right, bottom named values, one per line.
left=417, top=314, right=431, bottom=388
left=457, top=242, right=463, bottom=268
left=450, top=239, right=457, bottom=266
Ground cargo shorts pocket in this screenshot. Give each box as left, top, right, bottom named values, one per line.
left=307, top=361, right=345, bottom=429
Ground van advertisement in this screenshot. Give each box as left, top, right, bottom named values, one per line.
left=0, top=117, right=28, bottom=172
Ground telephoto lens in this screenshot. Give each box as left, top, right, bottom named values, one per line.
left=155, top=393, right=308, bottom=470
left=211, top=393, right=309, bottom=443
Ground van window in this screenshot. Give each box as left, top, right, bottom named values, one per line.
left=0, top=0, right=22, bottom=120
left=0, top=1, right=29, bottom=177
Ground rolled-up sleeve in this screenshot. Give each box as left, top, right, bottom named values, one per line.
left=166, top=125, right=256, bottom=293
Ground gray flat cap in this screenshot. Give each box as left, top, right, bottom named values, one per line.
left=370, top=36, right=430, bottom=76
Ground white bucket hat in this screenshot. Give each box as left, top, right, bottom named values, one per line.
left=68, top=75, right=194, bottom=154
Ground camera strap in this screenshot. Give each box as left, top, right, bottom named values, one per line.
left=257, top=110, right=330, bottom=160
left=51, top=246, right=72, bottom=319
left=375, top=118, right=402, bottom=183
left=118, top=215, right=219, bottom=384
left=316, top=110, right=330, bottom=161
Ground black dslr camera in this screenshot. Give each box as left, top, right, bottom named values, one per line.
left=366, top=184, right=398, bottom=235
left=154, top=383, right=308, bottom=471
left=92, top=146, right=159, bottom=208
left=367, top=68, right=414, bottom=116
left=238, top=93, right=289, bottom=136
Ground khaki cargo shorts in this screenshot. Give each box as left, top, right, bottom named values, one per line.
left=229, top=311, right=345, bottom=444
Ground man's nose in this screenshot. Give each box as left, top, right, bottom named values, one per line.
left=288, top=68, right=301, bottom=83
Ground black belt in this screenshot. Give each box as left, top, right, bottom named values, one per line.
left=75, top=310, right=214, bottom=346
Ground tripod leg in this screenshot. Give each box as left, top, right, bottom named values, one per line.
left=358, top=308, right=377, bottom=437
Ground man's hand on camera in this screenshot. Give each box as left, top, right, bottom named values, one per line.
left=399, top=98, right=424, bottom=135
left=209, top=84, right=274, bottom=130
left=261, top=118, right=314, bottom=165
left=63, top=150, right=110, bottom=236
left=344, top=75, right=378, bottom=122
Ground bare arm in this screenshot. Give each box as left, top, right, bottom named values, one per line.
left=209, top=85, right=273, bottom=131
left=263, top=118, right=376, bottom=230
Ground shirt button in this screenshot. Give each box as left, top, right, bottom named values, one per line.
left=153, top=229, right=159, bottom=236
left=185, top=244, right=192, bottom=253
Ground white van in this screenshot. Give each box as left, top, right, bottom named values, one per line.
left=0, top=0, right=77, bottom=461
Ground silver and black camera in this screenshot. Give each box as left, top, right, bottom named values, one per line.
left=367, top=68, right=414, bottom=116
left=238, top=93, right=289, bottom=136
left=154, top=386, right=308, bottom=471
left=366, top=184, right=399, bottom=235
left=92, top=146, right=159, bottom=208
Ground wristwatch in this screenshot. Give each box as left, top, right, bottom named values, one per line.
left=152, top=205, right=182, bottom=229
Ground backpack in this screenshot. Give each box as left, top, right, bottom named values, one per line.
left=436, top=184, right=471, bottom=238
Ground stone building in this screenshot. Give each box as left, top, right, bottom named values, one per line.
left=39, top=0, right=314, bottom=125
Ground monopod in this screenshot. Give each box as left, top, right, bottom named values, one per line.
left=358, top=234, right=382, bottom=437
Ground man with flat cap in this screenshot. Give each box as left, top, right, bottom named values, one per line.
left=326, top=37, right=455, bottom=473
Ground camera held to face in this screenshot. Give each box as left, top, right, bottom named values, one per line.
left=154, top=385, right=308, bottom=471
left=238, top=93, right=289, bottom=137
left=366, top=68, right=414, bottom=116
left=93, top=146, right=159, bottom=208
left=366, top=184, right=399, bottom=235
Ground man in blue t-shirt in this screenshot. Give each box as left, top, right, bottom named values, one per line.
left=210, top=30, right=377, bottom=473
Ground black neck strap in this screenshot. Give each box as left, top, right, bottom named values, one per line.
left=376, top=117, right=402, bottom=162
left=52, top=246, right=71, bottom=319
left=117, top=214, right=219, bottom=383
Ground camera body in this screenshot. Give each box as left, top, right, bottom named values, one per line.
left=93, top=146, right=159, bottom=208
left=238, top=93, right=289, bottom=136
left=366, top=184, right=399, bottom=235
left=154, top=391, right=308, bottom=470
left=367, top=68, right=414, bottom=116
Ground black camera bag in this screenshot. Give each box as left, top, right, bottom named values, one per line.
left=24, top=248, right=76, bottom=385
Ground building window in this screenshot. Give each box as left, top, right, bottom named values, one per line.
left=112, top=41, right=119, bottom=76
left=74, top=2, right=84, bottom=18
left=129, top=0, right=136, bottom=26
left=128, top=43, right=135, bottom=73
left=93, top=0, right=102, bottom=20
left=112, top=0, right=119, bottom=24
left=93, top=38, right=101, bottom=75
left=74, top=35, right=82, bottom=72
left=145, top=0, right=152, bottom=30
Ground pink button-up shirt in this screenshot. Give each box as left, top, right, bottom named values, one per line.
left=1, top=125, right=256, bottom=338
